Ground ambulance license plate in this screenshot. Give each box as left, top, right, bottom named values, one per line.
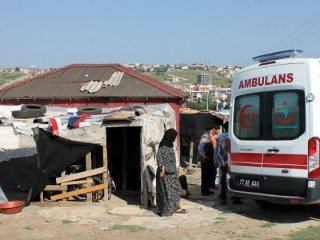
left=238, top=178, right=260, bottom=189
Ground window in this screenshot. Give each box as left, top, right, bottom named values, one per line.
left=234, top=94, right=261, bottom=139
left=234, top=90, right=305, bottom=140
left=271, top=92, right=301, bottom=139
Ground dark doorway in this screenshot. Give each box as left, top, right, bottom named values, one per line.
left=106, top=127, right=141, bottom=202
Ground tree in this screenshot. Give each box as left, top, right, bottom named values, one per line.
left=187, top=98, right=218, bottom=111
left=14, top=67, right=20, bottom=72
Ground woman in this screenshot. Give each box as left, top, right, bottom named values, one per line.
left=156, top=128, right=187, bottom=216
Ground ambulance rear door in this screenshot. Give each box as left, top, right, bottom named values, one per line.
left=231, top=62, right=309, bottom=194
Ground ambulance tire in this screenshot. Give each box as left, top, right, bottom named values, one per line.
left=21, top=104, right=46, bottom=114
left=254, top=199, right=273, bottom=208
left=78, top=106, right=102, bottom=115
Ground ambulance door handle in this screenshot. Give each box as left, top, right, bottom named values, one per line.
left=267, top=148, right=279, bottom=153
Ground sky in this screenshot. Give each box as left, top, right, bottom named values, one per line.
left=1, top=0, right=320, bottom=68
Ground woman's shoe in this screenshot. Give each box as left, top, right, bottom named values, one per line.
left=175, top=209, right=188, bottom=214
left=201, top=192, right=211, bottom=196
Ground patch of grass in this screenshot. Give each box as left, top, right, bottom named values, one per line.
left=289, top=226, right=320, bottom=240
left=24, top=226, right=34, bottom=230
left=214, top=216, right=226, bottom=223
left=236, top=233, right=255, bottom=239
left=62, top=220, right=73, bottom=224
left=0, top=72, right=27, bottom=85
left=111, top=224, right=145, bottom=232
left=260, top=222, right=277, bottom=228
left=143, top=69, right=232, bottom=86
left=0, top=221, right=2, bottom=224
left=236, top=233, right=256, bottom=240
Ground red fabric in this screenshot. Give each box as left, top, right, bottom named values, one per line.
left=74, top=114, right=89, bottom=127
left=50, top=118, right=58, bottom=136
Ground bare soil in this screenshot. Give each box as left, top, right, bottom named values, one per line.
left=1, top=167, right=320, bottom=240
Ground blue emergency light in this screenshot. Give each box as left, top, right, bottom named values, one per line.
left=253, top=49, right=303, bottom=62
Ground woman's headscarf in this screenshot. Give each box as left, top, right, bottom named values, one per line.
left=159, top=128, right=178, bottom=148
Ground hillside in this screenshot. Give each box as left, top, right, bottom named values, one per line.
left=142, top=69, right=232, bottom=87
left=0, top=70, right=232, bottom=89
left=0, top=72, right=28, bottom=87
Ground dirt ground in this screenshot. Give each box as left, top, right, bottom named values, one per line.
left=1, top=167, right=320, bottom=240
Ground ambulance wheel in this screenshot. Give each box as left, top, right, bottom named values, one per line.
left=255, top=200, right=273, bottom=208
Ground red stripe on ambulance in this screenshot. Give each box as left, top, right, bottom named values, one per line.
left=230, top=153, right=307, bottom=169
left=230, top=153, right=262, bottom=163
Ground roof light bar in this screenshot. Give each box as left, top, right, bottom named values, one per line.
left=253, top=49, right=303, bottom=62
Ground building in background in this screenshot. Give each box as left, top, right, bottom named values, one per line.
left=197, top=73, right=212, bottom=84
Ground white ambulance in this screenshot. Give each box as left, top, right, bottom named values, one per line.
left=228, top=50, right=320, bottom=206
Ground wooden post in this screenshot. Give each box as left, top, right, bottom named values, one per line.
left=189, top=140, right=194, bottom=166
left=102, top=145, right=108, bottom=206
left=40, top=192, right=44, bottom=202
left=86, top=152, right=92, bottom=202
left=143, top=172, right=148, bottom=209
left=141, top=128, right=147, bottom=208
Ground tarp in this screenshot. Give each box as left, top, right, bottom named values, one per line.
left=180, top=112, right=222, bottom=139
left=0, top=128, right=100, bottom=204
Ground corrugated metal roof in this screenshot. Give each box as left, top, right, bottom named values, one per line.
left=0, top=64, right=188, bottom=101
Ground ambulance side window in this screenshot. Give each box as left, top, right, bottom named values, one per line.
left=270, top=91, right=304, bottom=139
left=234, top=94, right=261, bottom=139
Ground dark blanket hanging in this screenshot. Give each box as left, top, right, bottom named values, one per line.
left=180, top=113, right=222, bottom=139
left=0, top=128, right=101, bottom=204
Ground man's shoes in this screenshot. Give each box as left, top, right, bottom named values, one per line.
left=208, top=190, right=215, bottom=194
left=210, top=186, right=219, bottom=191
left=220, top=199, right=226, bottom=205
left=232, top=199, right=243, bottom=205
left=201, top=192, right=211, bottom=196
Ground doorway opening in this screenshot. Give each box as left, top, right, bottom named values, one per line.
left=106, top=126, right=141, bottom=204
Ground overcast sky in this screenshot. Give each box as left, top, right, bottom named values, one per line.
left=1, top=0, right=320, bottom=68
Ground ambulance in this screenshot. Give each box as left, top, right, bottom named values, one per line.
left=227, top=49, right=320, bottom=206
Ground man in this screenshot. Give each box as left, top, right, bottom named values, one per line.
left=214, top=122, right=229, bottom=204
left=211, top=125, right=220, bottom=189
left=214, top=122, right=242, bottom=205
left=198, top=126, right=217, bottom=196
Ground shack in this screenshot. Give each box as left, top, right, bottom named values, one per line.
left=0, top=103, right=177, bottom=207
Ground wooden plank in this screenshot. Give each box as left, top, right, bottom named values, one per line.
left=61, top=170, right=66, bottom=201
left=56, top=167, right=106, bottom=184
left=61, top=179, right=93, bottom=186
left=50, top=183, right=107, bottom=201
left=102, top=145, right=108, bottom=206
left=44, top=185, right=68, bottom=191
